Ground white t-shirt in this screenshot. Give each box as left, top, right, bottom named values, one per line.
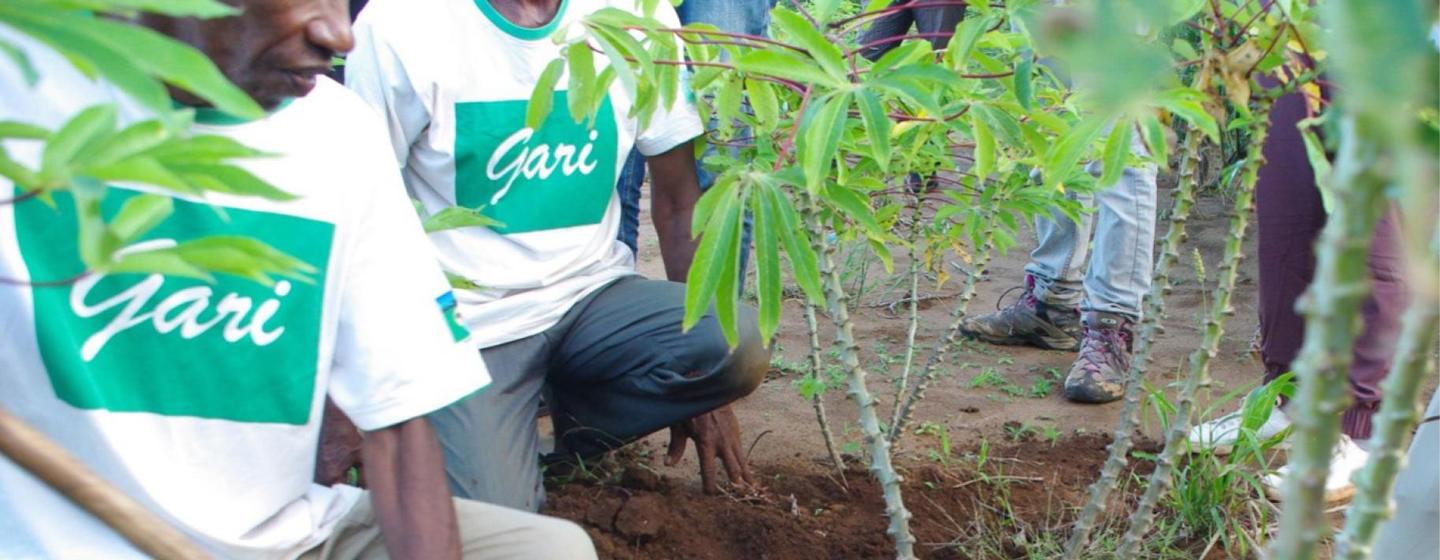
left=0, top=31, right=490, bottom=560
left=347, top=0, right=703, bottom=349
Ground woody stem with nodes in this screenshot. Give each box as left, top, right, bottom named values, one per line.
left=801, top=191, right=917, bottom=559
left=1116, top=96, right=1273, bottom=558
left=889, top=208, right=998, bottom=444
left=1064, top=125, right=1205, bottom=559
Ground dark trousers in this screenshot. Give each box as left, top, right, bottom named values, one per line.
left=1256, top=90, right=1408, bottom=440
left=427, top=276, right=769, bottom=511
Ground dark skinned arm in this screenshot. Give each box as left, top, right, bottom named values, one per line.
left=361, top=417, right=461, bottom=560
left=647, top=140, right=759, bottom=493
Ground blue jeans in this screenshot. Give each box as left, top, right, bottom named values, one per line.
left=1024, top=156, right=1158, bottom=322
left=616, top=0, right=772, bottom=272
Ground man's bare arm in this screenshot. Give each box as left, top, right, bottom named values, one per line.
left=647, top=140, right=703, bottom=283
left=361, top=417, right=461, bottom=560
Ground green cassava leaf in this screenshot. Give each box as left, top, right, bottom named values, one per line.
left=855, top=89, right=891, bottom=173
left=422, top=206, right=503, bottom=233
left=0, top=38, right=39, bottom=86
left=1042, top=115, right=1109, bottom=191
left=734, top=50, right=838, bottom=87
left=526, top=58, right=566, bottom=129
left=109, top=193, right=173, bottom=243
left=971, top=112, right=996, bottom=181
left=566, top=42, right=596, bottom=123
left=42, top=104, right=116, bottom=174
left=799, top=92, right=849, bottom=193
left=1155, top=87, right=1219, bottom=142
left=770, top=8, right=850, bottom=83
left=750, top=185, right=783, bottom=343
left=683, top=185, right=741, bottom=331
left=0, top=121, right=48, bottom=140
left=1099, top=119, right=1134, bottom=188
left=1013, top=56, right=1034, bottom=111
left=1142, top=112, right=1168, bottom=167
left=746, top=78, right=779, bottom=127
left=765, top=183, right=824, bottom=304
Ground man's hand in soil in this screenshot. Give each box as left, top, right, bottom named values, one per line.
left=664, top=404, right=758, bottom=494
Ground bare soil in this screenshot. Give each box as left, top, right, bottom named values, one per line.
left=545, top=434, right=1164, bottom=560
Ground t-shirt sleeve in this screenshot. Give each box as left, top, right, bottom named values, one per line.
left=344, top=14, right=432, bottom=171
left=633, top=5, right=705, bottom=157
left=326, top=110, right=489, bottom=432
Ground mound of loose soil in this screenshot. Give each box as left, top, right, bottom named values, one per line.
left=544, top=434, right=1160, bottom=560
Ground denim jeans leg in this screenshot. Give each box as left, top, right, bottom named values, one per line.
left=675, top=0, right=764, bottom=282
left=1025, top=189, right=1092, bottom=309
left=615, top=149, right=646, bottom=256
left=1080, top=164, right=1158, bottom=321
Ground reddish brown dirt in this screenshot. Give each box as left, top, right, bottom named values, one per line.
left=544, top=435, right=1163, bottom=560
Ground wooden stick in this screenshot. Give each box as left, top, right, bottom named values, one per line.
left=0, top=407, right=209, bottom=559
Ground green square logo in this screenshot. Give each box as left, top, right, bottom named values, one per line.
left=454, top=91, right=618, bottom=234
left=15, top=188, right=333, bottom=425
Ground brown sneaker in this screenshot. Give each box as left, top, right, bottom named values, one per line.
left=959, top=275, right=1081, bottom=351
left=1062, top=312, right=1135, bottom=404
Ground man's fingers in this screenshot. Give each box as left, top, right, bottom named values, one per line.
left=698, top=440, right=720, bottom=494
left=664, top=426, right=687, bottom=466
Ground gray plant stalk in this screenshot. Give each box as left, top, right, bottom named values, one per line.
left=888, top=209, right=997, bottom=444
left=1117, top=98, right=1272, bottom=558
left=801, top=191, right=917, bottom=559
left=1335, top=301, right=1440, bottom=558
left=890, top=192, right=926, bottom=428
left=1269, top=115, right=1390, bottom=560
left=802, top=297, right=849, bottom=478
left=1065, top=129, right=1204, bottom=558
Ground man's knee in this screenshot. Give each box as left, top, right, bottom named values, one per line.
left=717, top=306, right=770, bottom=400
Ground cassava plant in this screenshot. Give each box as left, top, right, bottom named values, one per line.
left=528, top=1, right=1243, bottom=556
left=0, top=0, right=317, bottom=287
left=1273, top=0, right=1438, bottom=557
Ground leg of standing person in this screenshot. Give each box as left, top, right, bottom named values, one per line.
left=958, top=184, right=1088, bottom=352
left=615, top=0, right=766, bottom=276
left=616, top=149, right=645, bottom=256
left=1062, top=148, right=1159, bottom=404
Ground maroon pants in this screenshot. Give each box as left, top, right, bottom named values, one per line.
left=1256, top=90, right=1409, bottom=440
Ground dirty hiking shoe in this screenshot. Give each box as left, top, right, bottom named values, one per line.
left=959, top=276, right=1081, bottom=351
left=1062, top=312, right=1134, bottom=404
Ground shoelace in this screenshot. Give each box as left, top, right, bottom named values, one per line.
left=1075, top=326, right=1130, bottom=375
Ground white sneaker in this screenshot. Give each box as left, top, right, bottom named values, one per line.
left=1187, top=405, right=1292, bottom=455
left=1262, top=435, right=1369, bottom=505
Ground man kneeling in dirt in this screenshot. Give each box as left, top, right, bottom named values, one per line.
left=343, top=0, right=771, bottom=512
left=0, top=2, right=593, bottom=558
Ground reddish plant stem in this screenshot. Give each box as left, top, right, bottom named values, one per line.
left=0, top=189, right=39, bottom=205
left=0, top=270, right=92, bottom=288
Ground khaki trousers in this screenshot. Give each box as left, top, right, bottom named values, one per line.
left=299, top=494, right=596, bottom=560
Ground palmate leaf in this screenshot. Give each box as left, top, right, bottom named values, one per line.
left=799, top=92, right=849, bottom=193
left=769, top=8, right=850, bottom=84
left=749, top=184, right=782, bottom=343
left=422, top=205, right=503, bottom=233
left=733, top=50, right=837, bottom=88
left=0, top=5, right=262, bottom=119
left=682, top=181, right=742, bottom=333
left=40, top=0, right=238, bottom=18
left=525, top=59, right=565, bottom=130
left=107, top=235, right=318, bottom=286
left=1098, top=118, right=1134, bottom=188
